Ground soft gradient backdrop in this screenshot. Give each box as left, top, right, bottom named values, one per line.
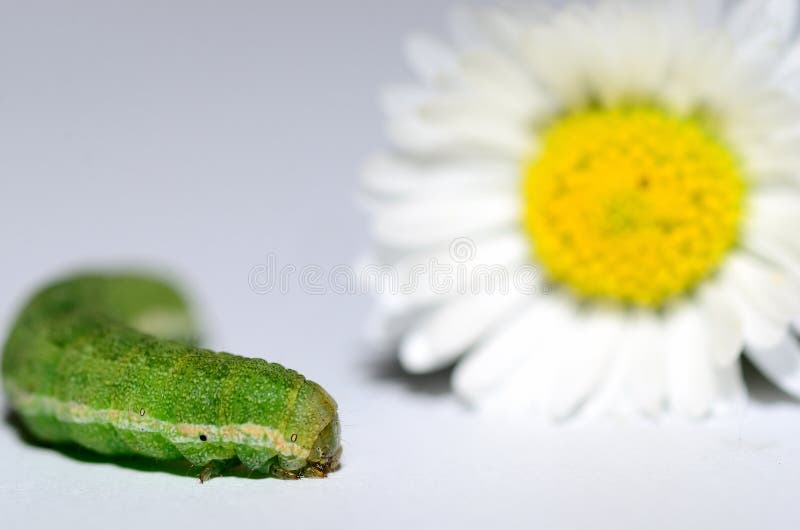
left=1, top=1, right=798, bottom=529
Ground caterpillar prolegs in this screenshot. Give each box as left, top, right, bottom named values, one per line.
left=1, top=273, right=341, bottom=481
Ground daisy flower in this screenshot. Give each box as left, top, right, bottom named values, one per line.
left=360, top=0, right=800, bottom=418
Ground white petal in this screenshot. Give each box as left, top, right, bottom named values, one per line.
left=772, top=38, right=800, bottom=87
left=746, top=187, right=800, bottom=232
left=453, top=297, right=569, bottom=406
left=520, top=2, right=683, bottom=109
left=735, top=126, right=800, bottom=183
left=698, top=281, right=745, bottom=366
left=457, top=50, right=549, bottom=117
left=370, top=193, right=520, bottom=248
left=399, top=291, right=529, bottom=373
left=746, top=334, right=800, bottom=398
left=466, top=305, right=575, bottom=416
left=727, top=296, right=788, bottom=351
left=724, top=253, right=800, bottom=349
left=619, top=314, right=667, bottom=415
left=711, top=361, right=748, bottom=415
left=372, top=232, right=532, bottom=314
left=745, top=232, right=800, bottom=280
left=519, top=18, right=587, bottom=107
left=545, top=308, right=624, bottom=419
left=744, top=189, right=800, bottom=272
left=664, top=304, right=717, bottom=418
left=726, top=0, right=798, bottom=66
left=361, top=153, right=518, bottom=199
left=387, top=110, right=530, bottom=157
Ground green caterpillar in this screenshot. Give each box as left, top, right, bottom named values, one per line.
left=1, top=273, right=341, bottom=482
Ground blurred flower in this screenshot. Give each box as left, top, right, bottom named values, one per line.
left=360, top=0, right=800, bottom=418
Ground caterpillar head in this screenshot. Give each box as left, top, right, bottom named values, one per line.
left=284, top=380, right=342, bottom=477
left=305, top=417, right=342, bottom=477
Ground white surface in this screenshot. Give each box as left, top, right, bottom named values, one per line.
left=1, top=2, right=799, bottom=529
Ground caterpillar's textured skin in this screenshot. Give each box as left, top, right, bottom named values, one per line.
left=2, top=274, right=341, bottom=481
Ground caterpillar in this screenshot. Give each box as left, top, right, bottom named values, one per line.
left=1, top=273, right=341, bottom=482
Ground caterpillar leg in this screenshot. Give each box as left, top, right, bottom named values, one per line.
left=199, top=459, right=237, bottom=483
left=269, top=466, right=300, bottom=480
left=302, top=466, right=327, bottom=479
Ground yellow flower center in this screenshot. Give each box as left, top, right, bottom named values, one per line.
left=522, top=106, right=745, bottom=307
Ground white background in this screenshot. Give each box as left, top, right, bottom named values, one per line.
left=1, top=1, right=799, bottom=529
